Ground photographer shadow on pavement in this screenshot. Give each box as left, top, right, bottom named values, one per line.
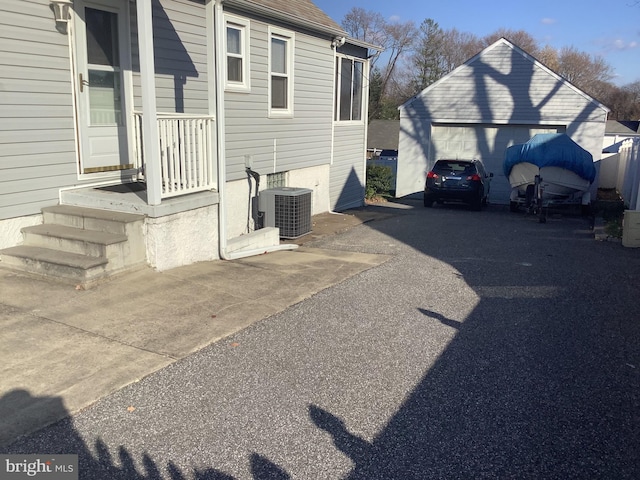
left=308, top=405, right=372, bottom=471
left=0, top=389, right=245, bottom=479
left=0, top=389, right=67, bottom=449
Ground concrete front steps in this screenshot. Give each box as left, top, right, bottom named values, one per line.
left=0, top=205, right=146, bottom=286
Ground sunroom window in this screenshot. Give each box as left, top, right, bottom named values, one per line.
left=335, top=56, right=364, bottom=122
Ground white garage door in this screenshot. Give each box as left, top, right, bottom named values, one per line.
left=430, top=124, right=563, bottom=204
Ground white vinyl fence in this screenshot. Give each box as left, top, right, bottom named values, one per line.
left=617, top=139, right=640, bottom=211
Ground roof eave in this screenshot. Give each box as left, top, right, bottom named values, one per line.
left=222, top=0, right=347, bottom=37
left=346, top=37, right=383, bottom=52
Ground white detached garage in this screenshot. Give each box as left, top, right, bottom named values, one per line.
left=396, top=38, right=609, bottom=203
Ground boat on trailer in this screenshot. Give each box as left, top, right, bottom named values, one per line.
left=503, top=133, right=596, bottom=221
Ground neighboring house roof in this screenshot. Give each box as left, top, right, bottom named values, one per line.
left=368, top=120, right=400, bottom=150
left=401, top=37, right=610, bottom=115
left=605, top=120, right=640, bottom=135
left=224, top=0, right=346, bottom=36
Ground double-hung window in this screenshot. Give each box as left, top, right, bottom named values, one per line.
left=225, top=15, right=250, bottom=92
left=269, top=26, right=294, bottom=117
left=335, top=56, right=364, bottom=122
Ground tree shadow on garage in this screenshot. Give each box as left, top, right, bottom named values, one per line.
left=397, top=40, right=604, bottom=205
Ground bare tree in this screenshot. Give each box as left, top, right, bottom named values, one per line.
left=341, top=7, right=387, bottom=70
left=482, top=28, right=539, bottom=55
left=556, top=46, right=613, bottom=96
left=381, top=18, right=418, bottom=94
left=342, top=7, right=416, bottom=117
left=440, top=29, right=482, bottom=71
left=536, top=44, right=560, bottom=72
left=624, top=80, right=640, bottom=104
left=601, top=81, right=640, bottom=120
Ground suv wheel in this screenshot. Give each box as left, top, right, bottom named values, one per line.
left=424, top=194, right=434, bottom=207
left=471, top=195, right=482, bottom=211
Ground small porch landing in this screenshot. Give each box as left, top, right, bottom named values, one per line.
left=60, top=182, right=219, bottom=218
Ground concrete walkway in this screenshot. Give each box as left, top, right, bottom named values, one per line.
left=0, top=208, right=393, bottom=447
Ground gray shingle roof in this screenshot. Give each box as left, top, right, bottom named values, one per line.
left=226, top=0, right=345, bottom=35
left=368, top=120, right=400, bottom=150
left=605, top=120, right=640, bottom=135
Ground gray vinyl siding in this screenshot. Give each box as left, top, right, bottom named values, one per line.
left=131, top=0, right=209, bottom=114
left=403, top=42, right=606, bottom=125
left=224, top=18, right=334, bottom=181
left=331, top=124, right=366, bottom=211
left=0, top=0, right=78, bottom=220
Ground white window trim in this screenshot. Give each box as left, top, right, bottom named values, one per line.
left=268, top=25, right=294, bottom=118
left=334, top=54, right=366, bottom=124
left=224, top=14, right=250, bottom=92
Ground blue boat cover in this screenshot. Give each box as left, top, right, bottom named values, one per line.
left=503, top=133, right=596, bottom=183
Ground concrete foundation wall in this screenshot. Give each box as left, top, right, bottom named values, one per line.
left=224, top=178, right=258, bottom=240
left=146, top=204, right=219, bottom=271
left=0, top=214, right=43, bottom=249
left=287, top=164, right=330, bottom=215
left=224, top=164, right=330, bottom=239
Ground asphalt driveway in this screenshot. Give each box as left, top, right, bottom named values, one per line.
left=3, top=200, right=640, bottom=479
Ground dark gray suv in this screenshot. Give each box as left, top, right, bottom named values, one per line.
left=424, top=159, right=493, bottom=210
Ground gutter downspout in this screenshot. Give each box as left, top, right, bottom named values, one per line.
left=213, top=0, right=297, bottom=260
left=328, top=40, right=337, bottom=212
left=362, top=51, right=372, bottom=203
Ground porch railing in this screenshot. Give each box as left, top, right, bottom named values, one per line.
left=133, top=112, right=216, bottom=199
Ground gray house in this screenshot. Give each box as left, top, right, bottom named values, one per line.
left=603, top=120, right=640, bottom=153
left=0, top=0, right=377, bottom=283
left=396, top=38, right=609, bottom=203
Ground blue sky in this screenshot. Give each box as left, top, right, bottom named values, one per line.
left=314, top=0, right=640, bottom=86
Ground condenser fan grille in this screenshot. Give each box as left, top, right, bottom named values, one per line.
left=259, top=188, right=313, bottom=239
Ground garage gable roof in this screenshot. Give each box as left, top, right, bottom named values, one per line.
left=401, top=37, right=610, bottom=115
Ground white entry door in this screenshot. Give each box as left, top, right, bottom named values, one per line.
left=74, top=0, right=132, bottom=175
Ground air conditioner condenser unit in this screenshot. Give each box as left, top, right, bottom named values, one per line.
left=258, top=187, right=313, bottom=239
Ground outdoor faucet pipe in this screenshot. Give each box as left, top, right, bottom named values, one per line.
left=246, top=167, right=261, bottom=230
left=246, top=167, right=260, bottom=191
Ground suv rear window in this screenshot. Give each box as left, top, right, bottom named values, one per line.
left=433, top=160, right=476, bottom=174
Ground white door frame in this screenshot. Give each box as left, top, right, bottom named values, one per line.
left=73, top=0, right=134, bottom=178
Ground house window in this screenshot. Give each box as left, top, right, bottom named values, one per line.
left=335, top=56, right=364, bottom=122
left=225, top=16, right=250, bottom=91
left=268, top=26, right=294, bottom=117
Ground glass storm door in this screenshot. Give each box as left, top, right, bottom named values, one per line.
left=75, top=0, right=131, bottom=174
